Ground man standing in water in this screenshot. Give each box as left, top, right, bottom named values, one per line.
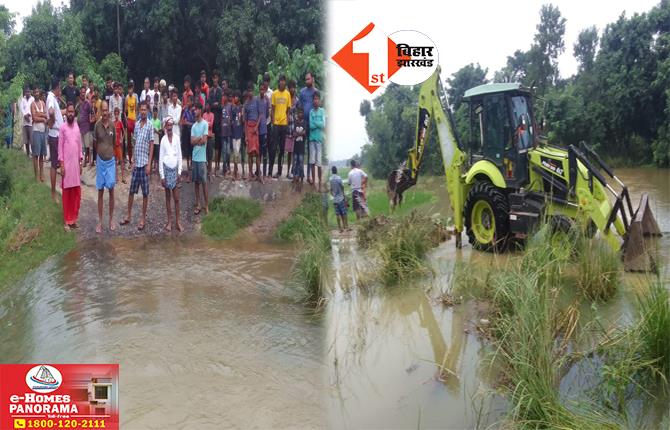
left=159, top=116, right=183, bottom=232
left=121, top=101, right=154, bottom=231
left=93, top=101, right=117, bottom=234
left=58, top=103, right=83, bottom=230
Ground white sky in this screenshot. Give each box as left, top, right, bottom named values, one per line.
left=4, top=0, right=660, bottom=161
left=326, top=0, right=659, bottom=161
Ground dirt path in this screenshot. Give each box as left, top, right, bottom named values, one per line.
left=44, top=163, right=305, bottom=241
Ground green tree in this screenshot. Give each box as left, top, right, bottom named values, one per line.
left=527, top=4, right=566, bottom=93
left=446, top=63, right=488, bottom=111
left=574, top=26, right=598, bottom=73
left=98, top=53, right=128, bottom=85
left=258, top=44, right=324, bottom=90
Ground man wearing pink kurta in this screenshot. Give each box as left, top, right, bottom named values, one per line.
left=58, top=103, right=83, bottom=230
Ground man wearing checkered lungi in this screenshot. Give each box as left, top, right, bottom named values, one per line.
left=120, top=101, right=154, bottom=231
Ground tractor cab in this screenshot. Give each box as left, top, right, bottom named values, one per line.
left=463, top=83, right=536, bottom=189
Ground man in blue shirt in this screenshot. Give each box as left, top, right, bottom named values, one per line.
left=309, top=91, right=325, bottom=192
left=191, top=102, right=209, bottom=214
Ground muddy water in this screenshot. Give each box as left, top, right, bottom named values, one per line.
left=0, top=236, right=325, bottom=429
left=325, top=167, right=669, bottom=429
left=1, top=168, right=667, bottom=429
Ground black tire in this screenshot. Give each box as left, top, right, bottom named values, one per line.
left=464, top=182, right=510, bottom=252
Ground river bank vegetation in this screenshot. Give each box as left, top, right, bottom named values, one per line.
left=359, top=2, right=670, bottom=178
left=201, top=197, right=262, bottom=240
left=275, top=193, right=331, bottom=303
left=0, top=151, right=75, bottom=288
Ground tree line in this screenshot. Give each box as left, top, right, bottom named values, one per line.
left=360, top=1, right=670, bottom=179
left=0, top=0, right=324, bottom=137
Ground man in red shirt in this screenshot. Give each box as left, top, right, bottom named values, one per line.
left=199, top=70, right=209, bottom=98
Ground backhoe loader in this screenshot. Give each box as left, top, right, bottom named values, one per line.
left=388, top=67, right=662, bottom=271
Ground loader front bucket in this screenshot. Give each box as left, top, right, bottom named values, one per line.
left=622, top=193, right=663, bottom=272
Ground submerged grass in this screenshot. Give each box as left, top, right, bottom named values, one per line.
left=201, top=197, right=262, bottom=240
left=357, top=211, right=442, bottom=286
left=0, top=150, right=75, bottom=288
left=277, top=193, right=332, bottom=304
left=576, top=236, right=622, bottom=301
left=636, top=280, right=670, bottom=387
left=488, top=231, right=621, bottom=429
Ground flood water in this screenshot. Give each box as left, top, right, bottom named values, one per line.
left=0, top=237, right=325, bottom=429
left=0, top=168, right=668, bottom=429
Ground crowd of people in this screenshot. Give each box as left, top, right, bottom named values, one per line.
left=6, top=69, right=326, bottom=234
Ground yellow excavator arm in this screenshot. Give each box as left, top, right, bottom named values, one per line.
left=388, top=67, right=468, bottom=234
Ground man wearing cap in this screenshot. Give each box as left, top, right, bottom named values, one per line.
left=93, top=101, right=117, bottom=233
left=121, top=101, right=154, bottom=231
left=159, top=116, right=183, bottom=232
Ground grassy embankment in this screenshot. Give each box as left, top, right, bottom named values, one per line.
left=0, top=150, right=75, bottom=287
left=201, top=197, right=262, bottom=240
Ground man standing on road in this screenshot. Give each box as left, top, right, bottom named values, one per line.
left=191, top=103, right=209, bottom=215
left=77, top=86, right=94, bottom=167
left=93, top=101, right=117, bottom=234
left=299, top=72, right=317, bottom=184
left=104, top=76, right=115, bottom=106
left=125, top=80, right=138, bottom=166
left=47, top=78, right=64, bottom=202
left=30, top=88, right=48, bottom=182
left=63, top=72, right=79, bottom=106
left=159, top=116, right=183, bottom=232
left=208, top=70, right=223, bottom=175
left=20, top=85, right=34, bottom=158
left=270, top=75, right=291, bottom=178
left=120, top=101, right=154, bottom=231
left=309, top=91, right=325, bottom=191
left=58, top=103, right=83, bottom=230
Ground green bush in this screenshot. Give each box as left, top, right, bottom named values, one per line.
left=201, top=197, right=262, bottom=240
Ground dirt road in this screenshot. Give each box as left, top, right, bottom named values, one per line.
left=45, top=163, right=306, bottom=241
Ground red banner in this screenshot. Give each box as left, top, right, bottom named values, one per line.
left=0, top=364, right=119, bottom=430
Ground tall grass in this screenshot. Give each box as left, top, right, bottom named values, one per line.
left=489, top=230, right=621, bottom=429
left=0, top=150, right=75, bottom=288
left=377, top=214, right=434, bottom=286
left=576, top=236, right=622, bottom=301
left=636, top=280, right=670, bottom=387
left=275, top=192, right=325, bottom=242
left=279, top=193, right=332, bottom=303
left=201, top=197, right=262, bottom=239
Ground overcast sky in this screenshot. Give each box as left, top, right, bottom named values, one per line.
left=5, top=0, right=660, bottom=161
left=326, top=0, right=659, bottom=161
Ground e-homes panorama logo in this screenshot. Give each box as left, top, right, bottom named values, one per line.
left=25, top=364, right=62, bottom=393
left=332, top=23, right=438, bottom=93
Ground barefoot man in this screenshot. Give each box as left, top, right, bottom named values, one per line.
left=121, top=101, right=154, bottom=231
left=159, top=116, right=183, bottom=231
left=93, top=101, right=117, bottom=233
left=58, top=103, right=83, bottom=230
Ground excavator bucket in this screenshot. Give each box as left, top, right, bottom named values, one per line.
left=622, top=193, right=663, bottom=272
